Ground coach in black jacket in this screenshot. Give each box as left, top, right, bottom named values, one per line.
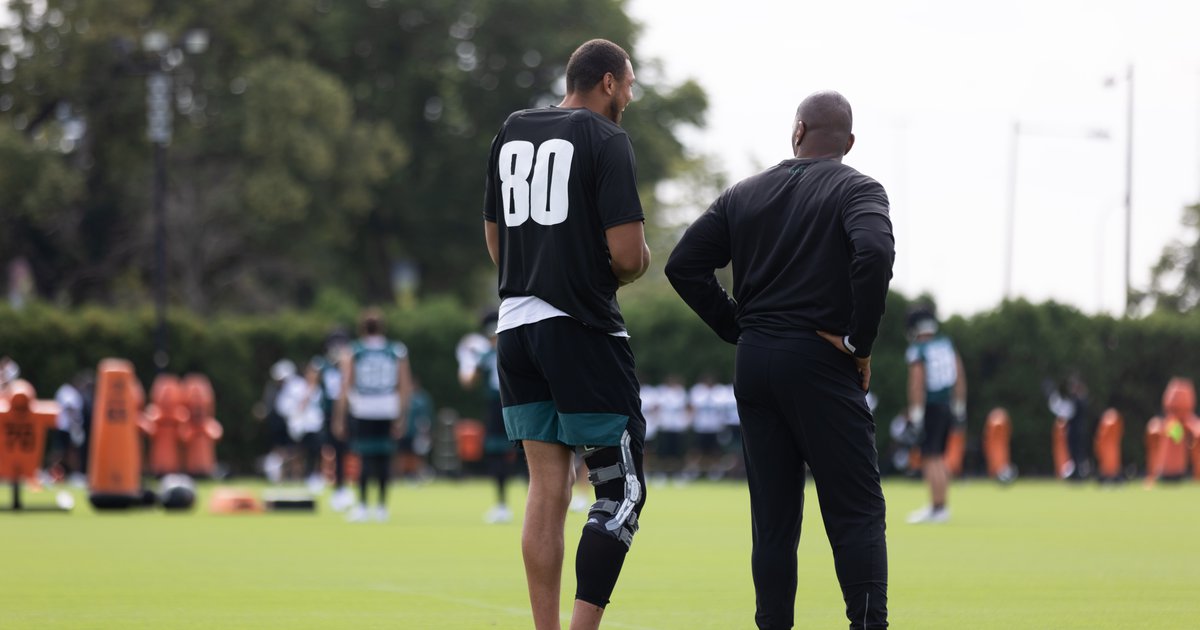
left=665, top=90, right=894, bottom=630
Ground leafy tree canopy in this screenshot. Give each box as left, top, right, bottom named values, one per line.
left=0, top=0, right=718, bottom=311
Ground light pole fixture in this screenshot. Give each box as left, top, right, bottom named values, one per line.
left=142, top=28, right=208, bottom=373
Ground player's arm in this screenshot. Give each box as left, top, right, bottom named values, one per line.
left=952, top=352, right=968, bottom=421
left=299, top=362, right=319, bottom=411
left=333, top=350, right=352, bottom=440
left=607, top=220, right=650, bottom=285
left=459, top=364, right=481, bottom=389
left=484, top=219, right=499, bottom=266
left=395, top=356, right=414, bottom=439
left=907, top=361, right=926, bottom=427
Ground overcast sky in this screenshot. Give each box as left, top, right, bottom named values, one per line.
left=627, top=0, right=1200, bottom=317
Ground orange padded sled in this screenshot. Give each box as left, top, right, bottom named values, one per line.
left=181, top=374, right=223, bottom=478
left=89, top=359, right=147, bottom=508
left=0, top=380, right=60, bottom=482
left=208, top=487, right=264, bottom=514
left=1093, top=408, right=1123, bottom=481
left=983, top=408, right=1012, bottom=479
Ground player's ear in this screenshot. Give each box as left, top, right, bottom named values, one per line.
left=792, top=121, right=805, bottom=156
left=844, top=132, right=855, bottom=156
left=603, top=72, right=616, bottom=96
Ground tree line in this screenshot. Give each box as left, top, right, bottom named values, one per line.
left=0, top=0, right=718, bottom=312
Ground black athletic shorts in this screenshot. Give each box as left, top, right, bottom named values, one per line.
left=920, top=402, right=953, bottom=456
left=351, top=418, right=395, bottom=456
left=497, top=316, right=645, bottom=448
left=692, top=431, right=723, bottom=456
left=656, top=430, right=685, bottom=459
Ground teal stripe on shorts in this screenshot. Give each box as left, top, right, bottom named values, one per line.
left=504, top=401, right=629, bottom=447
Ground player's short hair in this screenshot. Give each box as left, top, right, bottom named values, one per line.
left=360, top=307, right=384, bottom=337
left=480, top=309, right=499, bottom=333
left=565, top=39, right=630, bottom=94
left=906, top=305, right=939, bottom=337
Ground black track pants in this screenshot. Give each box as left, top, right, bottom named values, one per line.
left=734, top=332, right=888, bottom=630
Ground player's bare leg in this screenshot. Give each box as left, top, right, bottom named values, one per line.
left=570, top=600, right=605, bottom=630
left=521, top=439, right=574, bottom=630
left=925, top=455, right=948, bottom=507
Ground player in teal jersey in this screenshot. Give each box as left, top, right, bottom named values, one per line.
left=904, top=307, right=967, bottom=524
left=333, top=309, right=412, bottom=522
left=459, top=311, right=519, bottom=524
left=308, top=328, right=353, bottom=511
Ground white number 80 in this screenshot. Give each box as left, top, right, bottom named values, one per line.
left=498, top=139, right=574, bottom=227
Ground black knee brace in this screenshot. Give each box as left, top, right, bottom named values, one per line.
left=580, top=431, right=645, bottom=549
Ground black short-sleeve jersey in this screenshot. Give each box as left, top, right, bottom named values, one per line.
left=666, top=159, right=894, bottom=356
left=483, top=107, right=644, bottom=333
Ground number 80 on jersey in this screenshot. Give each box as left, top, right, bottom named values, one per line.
left=498, top=139, right=575, bottom=227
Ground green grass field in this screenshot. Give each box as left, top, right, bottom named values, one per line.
left=2, top=477, right=1198, bottom=629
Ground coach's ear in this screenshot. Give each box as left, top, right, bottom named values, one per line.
left=844, top=132, right=855, bottom=157
left=792, top=121, right=805, bottom=157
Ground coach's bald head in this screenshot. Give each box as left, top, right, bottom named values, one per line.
left=792, top=90, right=855, bottom=160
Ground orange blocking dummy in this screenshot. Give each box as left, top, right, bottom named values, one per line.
left=1052, top=417, right=1072, bottom=479
left=1093, top=408, right=1123, bottom=482
left=1149, top=377, right=1196, bottom=482
left=983, top=408, right=1013, bottom=481
left=89, top=359, right=147, bottom=508
left=944, top=426, right=966, bottom=477
left=0, top=380, right=60, bottom=483
left=180, top=374, right=223, bottom=478
left=1160, top=378, right=1200, bottom=480
left=141, top=374, right=188, bottom=477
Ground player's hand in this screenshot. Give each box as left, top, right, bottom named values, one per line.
left=817, top=331, right=870, bottom=392
left=331, top=419, right=345, bottom=441
left=392, top=419, right=408, bottom=440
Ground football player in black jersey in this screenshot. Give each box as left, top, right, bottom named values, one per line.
left=483, top=39, right=650, bottom=630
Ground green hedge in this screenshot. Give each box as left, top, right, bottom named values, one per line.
left=0, top=299, right=477, bottom=475
left=3, top=296, right=1196, bottom=476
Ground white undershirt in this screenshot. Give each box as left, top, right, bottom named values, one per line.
left=496, top=295, right=629, bottom=338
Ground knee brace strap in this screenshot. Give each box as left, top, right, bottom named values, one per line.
left=587, top=499, right=639, bottom=547
left=587, top=462, right=626, bottom=485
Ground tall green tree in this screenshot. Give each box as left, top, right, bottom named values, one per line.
left=0, top=0, right=716, bottom=311
left=1138, top=202, right=1200, bottom=314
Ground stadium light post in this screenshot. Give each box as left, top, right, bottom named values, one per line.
left=1121, top=65, right=1134, bottom=315
left=1003, top=121, right=1110, bottom=301
left=1102, top=65, right=1135, bottom=314
left=142, top=28, right=208, bottom=373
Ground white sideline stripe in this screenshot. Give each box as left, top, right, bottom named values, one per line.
left=368, top=583, right=662, bottom=630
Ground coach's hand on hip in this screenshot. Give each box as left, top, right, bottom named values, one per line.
left=817, top=331, right=871, bottom=392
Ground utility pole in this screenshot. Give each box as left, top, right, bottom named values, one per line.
left=1123, top=64, right=1134, bottom=315
left=1004, top=121, right=1020, bottom=300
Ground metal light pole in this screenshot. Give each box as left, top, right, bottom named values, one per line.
left=147, top=69, right=171, bottom=372
left=1122, top=64, right=1134, bottom=315
left=1003, top=120, right=1020, bottom=299
left=142, top=29, right=208, bottom=372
